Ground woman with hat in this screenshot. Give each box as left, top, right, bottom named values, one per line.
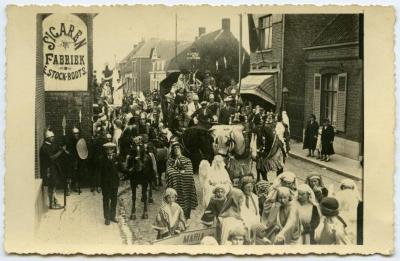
left=314, top=197, right=350, bottom=244
left=321, top=118, right=335, bottom=162
left=303, top=114, right=319, bottom=157
left=165, top=141, right=198, bottom=219
left=297, top=184, right=320, bottom=244
left=152, top=188, right=186, bottom=239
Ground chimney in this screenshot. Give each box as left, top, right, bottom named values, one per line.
left=222, top=18, right=230, bottom=32
left=198, top=27, right=206, bottom=37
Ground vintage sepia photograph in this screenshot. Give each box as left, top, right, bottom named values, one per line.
left=4, top=4, right=395, bottom=255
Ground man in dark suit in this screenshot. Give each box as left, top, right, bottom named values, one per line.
left=99, top=142, right=121, bottom=225
left=192, top=101, right=213, bottom=129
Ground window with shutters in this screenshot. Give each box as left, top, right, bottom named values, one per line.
left=259, top=15, right=273, bottom=50
left=321, top=74, right=339, bottom=127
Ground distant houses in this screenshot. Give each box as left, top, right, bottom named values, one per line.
left=118, top=18, right=250, bottom=96
left=168, top=18, right=250, bottom=88
left=118, top=38, right=191, bottom=94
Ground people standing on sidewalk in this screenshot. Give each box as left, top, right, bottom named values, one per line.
left=40, top=130, right=68, bottom=210
left=99, top=142, right=121, bottom=225
left=321, top=119, right=335, bottom=162
left=303, top=114, right=319, bottom=157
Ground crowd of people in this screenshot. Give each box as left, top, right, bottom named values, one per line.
left=39, top=69, right=361, bottom=245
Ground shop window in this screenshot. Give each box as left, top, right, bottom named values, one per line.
left=259, top=15, right=273, bottom=50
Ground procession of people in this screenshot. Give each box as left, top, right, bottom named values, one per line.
left=39, top=68, right=361, bottom=246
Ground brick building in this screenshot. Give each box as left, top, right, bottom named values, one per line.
left=35, top=13, right=95, bottom=226
left=244, top=14, right=335, bottom=139
left=304, top=14, right=363, bottom=160
left=118, top=38, right=191, bottom=95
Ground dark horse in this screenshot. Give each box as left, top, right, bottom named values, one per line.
left=179, top=126, right=214, bottom=174
left=179, top=124, right=285, bottom=183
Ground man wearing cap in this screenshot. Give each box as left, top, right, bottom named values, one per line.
left=314, top=197, right=350, bottom=245
left=99, top=142, right=121, bottom=225
left=192, top=100, right=213, bottom=129
left=40, top=130, right=68, bottom=209
left=219, top=96, right=237, bottom=125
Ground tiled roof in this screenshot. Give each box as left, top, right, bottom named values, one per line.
left=310, top=14, right=359, bottom=47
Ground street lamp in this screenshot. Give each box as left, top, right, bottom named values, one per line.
left=282, top=86, right=289, bottom=111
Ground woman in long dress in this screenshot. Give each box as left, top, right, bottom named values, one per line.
left=321, top=118, right=335, bottom=162
left=303, top=114, right=319, bottom=157
left=297, top=184, right=320, bottom=244
left=165, top=141, right=198, bottom=219
left=217, top=188, right=247, bottom=245
left=202, top=155, right=232, bottom=209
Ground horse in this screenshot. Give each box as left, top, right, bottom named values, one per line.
left=179, top=126, right=214, bottom=174
left=181, top=123, right=285, bottom=185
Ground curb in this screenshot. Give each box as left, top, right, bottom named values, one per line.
left=288, top=152, right=362, bottom=182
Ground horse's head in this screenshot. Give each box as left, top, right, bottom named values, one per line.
left=209, top=125, right=245, bottom=156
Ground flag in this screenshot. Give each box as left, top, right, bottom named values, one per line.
left=216, top=60, right=219, bottom=71
left=242, top=52, right=245, bottom=65
left=248, top=14, right=260, bottom=52
left=223, top=56, right=227, bottom=69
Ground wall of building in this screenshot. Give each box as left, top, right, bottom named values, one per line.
left=304, top=46, right=363, bottom=159
left=44, top=15, right=94, bottom=143
left=282, top=14, right=336, bottom=140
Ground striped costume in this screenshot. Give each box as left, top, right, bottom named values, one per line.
left=165, top=156, right=198, bottom=215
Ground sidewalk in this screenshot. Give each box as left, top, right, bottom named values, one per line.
left=289, top=140, right=362, bottom=181
left=35, top=189, right=124, bottom=246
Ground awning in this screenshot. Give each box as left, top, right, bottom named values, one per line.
left=240, top=74, right=276, bottom=105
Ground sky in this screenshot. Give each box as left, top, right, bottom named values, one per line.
left=93, top=6, right=250, bottom=73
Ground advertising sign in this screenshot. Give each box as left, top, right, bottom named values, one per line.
left=42, top=13, right=88, bottom=91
